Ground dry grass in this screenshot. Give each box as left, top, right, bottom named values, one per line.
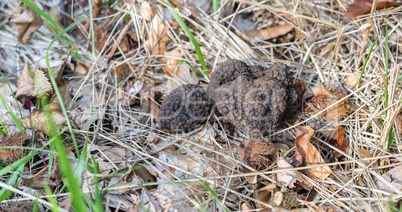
left=0, top=0, right=402, bottom=211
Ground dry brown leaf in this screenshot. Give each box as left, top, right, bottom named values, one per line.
left=307, top=84, right=354, bottom=123
left=162, top=50, right=181, bottom=76
left=276, top=154, right=304, bottom=188
left=16, top=63, right=53, bottom=98
left=146, top=15, right=169, bottom=56
left=111, top=63, right=131, bottom=80
left=0, top=133, right=29, bottom=162
left=246, top=24, right=293, bottom=42
left=20, top=110, right=66, bottom=135
left=255, top=184, right=276, bottom=209
left=140, top=1, right=155, bottom=21
left=345, top=0, right=402, bottom=19
left=344, top=75, right=359, bottom=89
left=11, top=3, right=44, bottom=44
left=34, top=68, right=53, bottom=97
left=239, top=138, right=277, bottom=168
left=376, top=165, right=402, bottom=193
left=326, top=126, right=348, bottom=158
left=16, top=62, right=35, bottom=97
left=294, top=126, right=332, bottom=180
left=271, top=191, right=283, bottom=207
left=74, top=61, right=92, bottom=75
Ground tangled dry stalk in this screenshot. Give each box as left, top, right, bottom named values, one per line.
left=0, top=0, right=401, bottom=211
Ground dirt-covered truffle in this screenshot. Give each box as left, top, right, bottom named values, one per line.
left=160, top=84, right=212, bottom=132
left=208, top=59, right=301, bottom=136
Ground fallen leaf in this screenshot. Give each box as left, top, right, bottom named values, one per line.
left=344, top=75, right=359, bottom=89
left=272, top=191, right=283, bottom=207
left=255, top=184, right=276, bottom=209
left=16, top=62, right=62, bottom=98
left=20, top=108, right=66, bottom=136
left=294, top=126, right=332, bottom=180
left=0, top=133, right=29, bottom=162
left=74, top=61, right=92, bottom=75
left=11, top=3, right=44, bottom=44
left=307, top=84, right=354, bottom=123
left=239, top=138, right=277, bottom=168
left=276, top=154, right=304, bottom=188
left=246, top=24, right=293, bottom=42
left=326, top=126, right=348, bottom=158
left=146, top=15, right=169, bottom=56
left=15, top=62, right=35, bottom=97
left=345, top=0, right=402, bottom=19
left=376, top=165, right=402, bottom=193
left=111, top=63, right=132, bottom=80
left=140, top=1, right=155, bottom=21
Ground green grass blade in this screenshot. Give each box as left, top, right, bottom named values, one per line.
left=0, top=119, right=8, bottom=136
left=213, top=0, right=219, bottom=12
left=0, top=71, right=23, bottom=119
left=0, top=93, right=24, bottom=133
left=45, top=16, right=85, bottom=156
left=178, top=59, right=203, bottom=77
left=164, top=0, right=208, bottom=76
left=45, top=185, right=60, bottom=212
left=19, top=0, right=62, bottom=32
left=358, top=36, right=378, bottom=88
left=0, top=164, right=23, bottom=202
left=199, top=180, right=230, bottom=212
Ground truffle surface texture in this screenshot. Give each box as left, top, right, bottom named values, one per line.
left=160, top=84, right=212, bottom=132
left=208, top=60, right=301, bottom=136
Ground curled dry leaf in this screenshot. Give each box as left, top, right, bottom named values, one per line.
left=146, top=15, right=169, bottom=56
left=376, top=165, right=402, bottom=193
left=326, top=126, right=348, bottom=158
left=0, top=133, right=29, bottom=162
left=246, top=24, right=293, bottom=42
left=345, top=0, right=402, bottom=19
left=11, top=3, right=44, bottom=44
left=276, top=154, right=304, bottom=188
left=307, top=84, right=354, bottom=123
left=16, top=63, right=52, bottom=98
left=294, top=126, right=332, bottom=180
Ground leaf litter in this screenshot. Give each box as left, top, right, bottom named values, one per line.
left=0, top=0, right=401, bottom=211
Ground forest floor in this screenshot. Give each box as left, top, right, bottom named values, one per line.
left=0, top=0, right=402, bottom=211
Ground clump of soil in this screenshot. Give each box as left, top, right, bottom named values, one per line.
left=208, top=59, right=301, bottom=137
left=159, top=84, right=212, bottom=132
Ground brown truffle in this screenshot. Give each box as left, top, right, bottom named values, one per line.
left=160, top=84, right=212, bottom=132
left=208, top=60, right=301, bottom=136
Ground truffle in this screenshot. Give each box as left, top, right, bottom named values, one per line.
left=208, top=59, right=301, bottom=136
left=160, top=84, right=212, bottom=132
